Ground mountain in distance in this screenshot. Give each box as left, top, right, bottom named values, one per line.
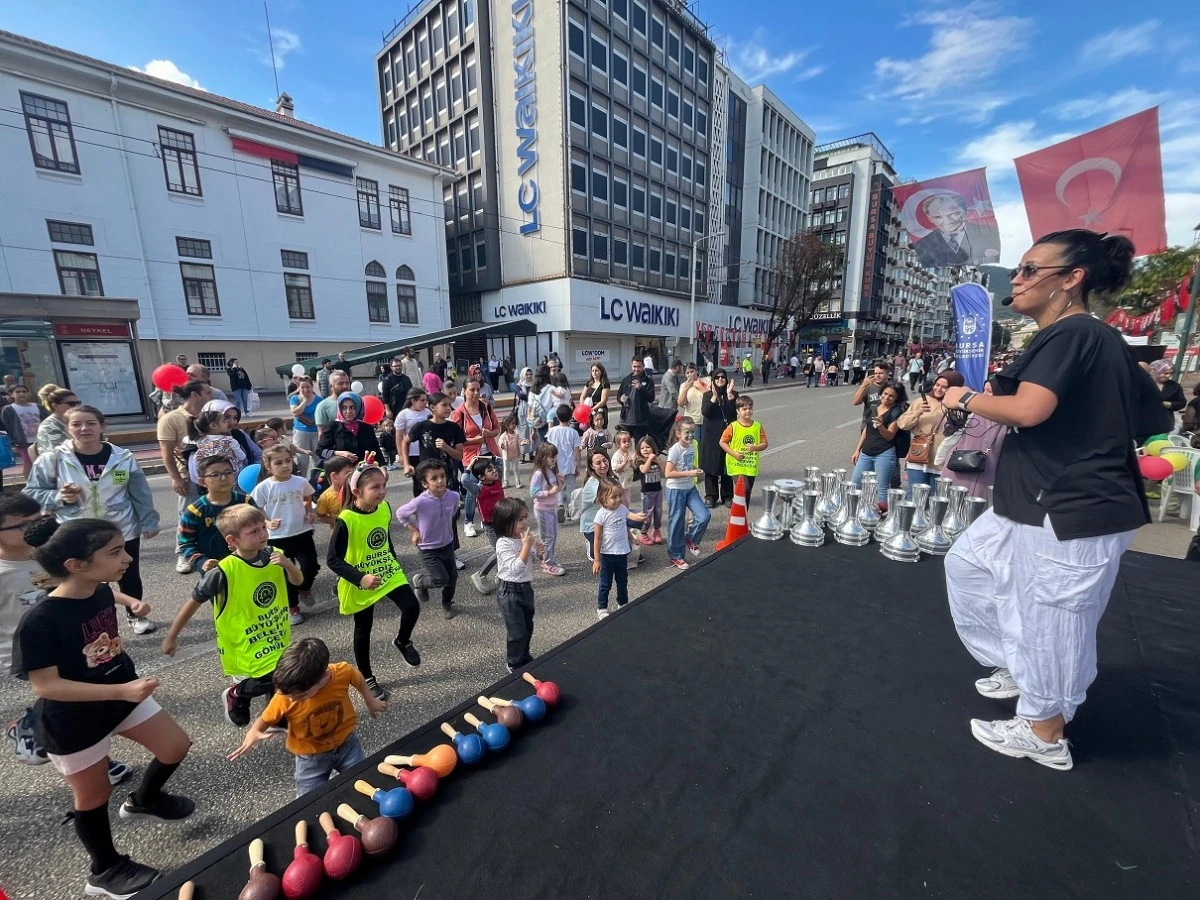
left=980, top=266, right=1021, bottom=320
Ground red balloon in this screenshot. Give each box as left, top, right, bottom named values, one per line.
left=1138, top=455, right=1174, bottom=481
left=573, top=403, right=592, bottom=426
left=151, top=364, right=188, bottom=393
left=362, top=395, right=385, bottom=426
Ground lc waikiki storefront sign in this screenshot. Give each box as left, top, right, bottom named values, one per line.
left=697, top=313, right=776, bottom=345
left=599, top=295, right=680, bottom=327
left=512, top=0, right=540, bottom=235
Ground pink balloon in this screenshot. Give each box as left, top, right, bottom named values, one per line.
left=361, top=395, right=385, bottom=426
left=1138, top=455, right=1173, bottom=481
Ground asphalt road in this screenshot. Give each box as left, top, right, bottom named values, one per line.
left=0, top=379, right=870, bottom=900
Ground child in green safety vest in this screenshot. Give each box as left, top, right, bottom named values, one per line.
left=161, top=505, right=302, bottom=729
left=325, top=463, right=422, bottom=702
left=718, top=396, right=769, bottom=508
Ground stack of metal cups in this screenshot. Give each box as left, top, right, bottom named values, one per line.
left=857, top=473, right=881, bottom=532
left=773, top=479, right=803, bottom=532
left=749, top=485, right=785, bottom=540
left=790, top=489, right=826, bottom=547
left=834, top=489, right=871, bottom=547
left=874, top=488, right=906, bottom=542
left=880, top=501, right=921, bottom=563
left=815, top=472, right=840, bottom=526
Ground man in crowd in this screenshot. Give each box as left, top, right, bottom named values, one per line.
left=433, top=351, right=448, bottom=380
left=790, top=353, right=799, bottom=380
left=317, top=359, right=333, bottom=397
left=658, top=360, right=683, bottom=411
left=226, top=358, right=253, bottom=413
left=333, top=352, right=353, bottom=376
left=852, top=362, right=892, bottom=429
left=401, top=346, right=422, bottom=386
left=618, top=357, right=656, bottom=445
left=315, top=370, right=351, bottom=440
left=642, top=352, right=656, bottom=378
left=381, top=356, right=413, bottom=418
left=186, top=364, right=228, bottom=403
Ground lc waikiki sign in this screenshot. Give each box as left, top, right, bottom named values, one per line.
left=512, top=0, right=540, bottom=235
left=599, top=295, right=680, bottom=327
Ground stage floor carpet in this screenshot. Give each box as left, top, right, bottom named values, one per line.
left=146, top=538, right=1199, bottom=899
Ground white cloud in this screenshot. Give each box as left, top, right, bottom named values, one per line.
left=730, top=32, right=820, bottom=84
left=130, top=59, right=203, bottom=90
left=1050, top=88, right=1166, bottom=122
left=873, top=8, right=1030, bottom=122
left=1079, top=20, right=1159, bottom=66
left=254, top=26, right=301, bottom=70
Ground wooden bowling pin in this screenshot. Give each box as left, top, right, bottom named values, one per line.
left=464, top=712, right=510, bottom=752
left=478, top=695, right=524, bottom=732
left=383, top=742, right=458, bottom=778
left=377, top=762, right=439, bottom=801
left=521, top=671, right=561, bottom=705
left=354, top=778, right=414, bottom=819
left=491, top=694, right=547, bottom=723
left=336, top=803, right=399, bottom=857
left=436, top=722, right=486, bottom=764
left=238, top=837, right=281, bottom=900
left=317, top=812, right=362, bottom=881
left=179, top=883, right=195, bottom=900
left=281, top=820, right=323, bottom=899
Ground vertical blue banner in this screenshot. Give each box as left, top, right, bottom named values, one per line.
left=950, top=283, right=992, bottom=392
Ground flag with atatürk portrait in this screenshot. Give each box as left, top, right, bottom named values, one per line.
left=892, top=168, right=1001, bottom=269
left=1014, top=108, right=1167, bottom=256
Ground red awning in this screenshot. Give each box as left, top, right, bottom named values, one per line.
left=231, top=137, right=298, bottom=164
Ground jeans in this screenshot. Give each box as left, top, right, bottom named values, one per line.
left=598, top=553, right=629, bottom=610
left=294, top=731, right=364, bottom=797
left=497, top=580, right=535, bottom=667
left=905, top=467, right=939, bottom=498
left=461, top=469, right=481, bottom=525
left=413, top=543, right=458, bottom=606
left=232, top=388, right=251, bottom=414
left=851, top=447, right=896, bottom=505
left=805, top=372, right=814, bottom=387
left=666, top=487, right=711, bottom=561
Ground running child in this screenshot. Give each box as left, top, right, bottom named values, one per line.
left=251, top=446, right=319, bottom=623
left=162, top=505, right=299, bottom=728
left=491, top=498, right=537, bottom=671
left=326, top=464, right=422, bottom=700
left=719, top=396, right=769, bottom=507
left=529, top=444, right=566, bottom=576
left=545, top=404, right=581, bottom=521
left=664, top=416, right=711, bottom=570
left=498, top=414, right=522, bottom=488
left=13, top=519, right=192, bottom=899
left=396, top=459, right=462, bottom=619
left=229, top=637, right=386, bottom=797
left=636, top=435, right=665, bottom=545
left=469, top=456, right=506, bottom=594
left=177, top=454, right=252, bottom=574
left=315, top=456, right=354, bottom=526
left=592, top=482, right=648, bottom=618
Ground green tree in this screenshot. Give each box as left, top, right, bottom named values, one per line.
left=1096, top=246, right=1200, bottom=320
left=991, top=320, right=1011, bottom=351
left=758, top=231, right=844, bottom=359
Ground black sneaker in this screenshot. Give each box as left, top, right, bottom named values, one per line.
left=442, top=602, right=456, bottom=620
left=223, top=685, right=251, bottom=728
left=393, top=637, right=421, bottom=666
left=84, top=855, right=160, bottom=898
left=118, top=791, right=195, bottom=822
left=364, top=676, right=389, bottom=701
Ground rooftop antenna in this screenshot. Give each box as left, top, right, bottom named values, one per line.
left=264, top=0, right=281, bottom=99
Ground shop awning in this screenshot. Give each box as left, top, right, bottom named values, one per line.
left=273, top=319, right=537, bottom=377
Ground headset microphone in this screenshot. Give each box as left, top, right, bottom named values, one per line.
left=1000, top=296, right=1013, bottom=306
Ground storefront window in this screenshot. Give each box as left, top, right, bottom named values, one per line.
left=0, top=320, right=62, bottom=394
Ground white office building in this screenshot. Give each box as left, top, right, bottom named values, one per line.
left=0, top=30, right=453, bottom=412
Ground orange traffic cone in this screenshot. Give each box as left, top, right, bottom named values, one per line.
left=715, top=476, right=750, bottom=550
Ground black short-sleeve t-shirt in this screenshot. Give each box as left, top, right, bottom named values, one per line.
left=861, top=406, right=902, bottom=456
left=992, top=314, right=1167, bottom=540
left=75, top=443, right=114, bottom=481
left=11, top=584, right=139, bottom=754
left=409, top=419, right=467, bottom=488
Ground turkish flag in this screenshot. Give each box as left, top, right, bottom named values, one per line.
left=1014, top=108, right=1167, bottom=256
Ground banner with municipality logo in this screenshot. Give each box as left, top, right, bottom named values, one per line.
left=950, top=283, right=991, bottom=392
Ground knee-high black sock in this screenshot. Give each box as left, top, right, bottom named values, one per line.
left=73, top=805, right=120, bottom=874
left=131, top=758, right=181, bottom=807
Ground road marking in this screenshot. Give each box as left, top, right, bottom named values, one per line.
left=835, top=417, right=862, bottom=429
left=761, top=438, right=806, bottom=457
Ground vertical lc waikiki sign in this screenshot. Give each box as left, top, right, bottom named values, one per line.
left=513, top=0, right=540, bottom=235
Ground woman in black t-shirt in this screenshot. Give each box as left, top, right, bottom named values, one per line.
left=850, top=382, right=906, bottom=506
left=12, top=519, right=193, bottom=898
left=941, top=230, right=1172, bottom=773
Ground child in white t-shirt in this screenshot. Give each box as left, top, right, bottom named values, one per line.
left=491, top=497, right=538, bottom=671
left=250, top=445, right=318, bottom=623
left=544, top=404, right=582, bottom=520
left=591, top=482, right=647, bottom=619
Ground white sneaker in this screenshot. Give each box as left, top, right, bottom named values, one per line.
left=130, top=617, right=156, bottom=635
left=969, top=716, right=1073, bottom=771
left=454, top=556, right=466, bottom=571
left=975, top=668, right=1020, bottom=700
left=470, top=572, right=497, bottom=594
left=597, top=609, right=610, bottom=620
left=174, top=557, right=193, bottom=574
left=464, top=522, right=478, bottom=538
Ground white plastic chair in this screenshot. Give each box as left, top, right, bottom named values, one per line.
left=1168, top=434, right=1191, bottom=448
left=1158, top=446, right=1200, bottom=523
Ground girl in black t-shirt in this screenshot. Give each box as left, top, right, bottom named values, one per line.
left=850, top=383, right=906, bottom=506
left=12, top=519, right=193, bottom=898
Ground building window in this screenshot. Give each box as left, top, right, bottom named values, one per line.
left=698, top=57, right=709, bottom=85
left=284, top=273, right=314, bottom=320
left=366, top=280, right=390, bottom=323
left=197, top=352, right=227, bottom=370
left=21, top=92, right=79, bottom=174
left=667, top=147, right=678, bottom=173
left=593, top=232, right=609, bottom=262
left=357, top=178, right=381, bottom=229
left=614, top=239, right=628, bottom=265
left=573, top=228, right=588, bottom=257
left=665, top=253, right=676, bottom=276
left=632, top=185, right=646, bottom=213
left=612, top=51, right=628, bottom=85
left=613, top=117, right=628, bottom=148
left=476, top=242, right=487, bottom=270
left=650, top=77, right=664, bottom=108
left=613, top=0, right=627, bottom=18
left=281, top=249, right=309, bottom=269
left=650, top=193, right=662, bottom=219
left=613, top=178, right=628, bottom=208
left=590, top=37, right=607, bottom=73
left=296, top=351, right=318, bottom=362
left=175, top=237, right=212, bottom=259
left=591, top=105, right=608, bottom=140
left=396, top=265, right=418, bottom=324
left=667, top=89, right=679, bottom=118
left=46, top=221, right=93, bottom=246
left=680, top=206, right=691, bottom=230
left=651, top=18, right=664, bottom=48
left=592, top=170, right=608, bottom=202
left=666, top=200, right=677, bottom=225
left=632, top=2, right=647, bottom=33
left=180, top=262, right=219, bottom=315
left=839, top=184, right=850, bottom=199
left=696, top=109, right=707, bottom=135
left=632, top=243, right=646, bottom=268
left=668, top=32, right=680, bottom=61
left=272, top=161, right=303, bottom=215
left=632, top=127, right=646, bottom=157
left=684, top=45, right=695, bottom=73
left=695, top=211, right=704, bottom=233
left=158, top=126, right=201, bottom=196
left=389, top=186, right=412, bottom=235
left=649, top=247, right=661, bottom=272
left=696, top=162, right=706, bottom=186
left=650, top=137, right=663, bottom=166
left=632, top=65, right=647, bottom=97
left=682, top=101, right=693, bottom=129
left=571, top=161, right=587, bottom=194
left=570, top=93, right=587, bottom=128
left=55, top=251, right=103, bottom=296
left=568, top=20, right=585, bottom=58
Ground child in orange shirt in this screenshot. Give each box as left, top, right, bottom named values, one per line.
left=228, top=637, right=386, bottom=797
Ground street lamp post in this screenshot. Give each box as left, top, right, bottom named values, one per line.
left=688, top=229, right=727, bottom=361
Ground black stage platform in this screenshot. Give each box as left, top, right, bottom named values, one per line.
left=146, top=539, right=1198, bottom=899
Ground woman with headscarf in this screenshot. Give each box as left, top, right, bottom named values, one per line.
left=700, top=369, right=738, bottom=507
left=896, top=370, right=966, bottom=495
left=1148, top=358, right=1186, bottom=426
left=316, top=392, right=382, bottom=464
left=514, top=367, right=537, bottom=461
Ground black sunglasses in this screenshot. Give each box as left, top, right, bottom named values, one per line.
left=1008, top=263, right=1072, bottom=282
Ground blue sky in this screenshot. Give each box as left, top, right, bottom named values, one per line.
left=4, top=0, right=1198, bottom=264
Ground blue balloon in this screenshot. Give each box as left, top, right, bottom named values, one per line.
left=237, top=464, right=261, bottom=493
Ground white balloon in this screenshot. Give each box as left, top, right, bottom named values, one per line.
left=351, top=381, right=364, bottom=394
left=291, top=363, right=305, bottom=376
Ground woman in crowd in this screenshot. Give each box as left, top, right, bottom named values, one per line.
left=514, top=367, right=537, bottom=461
left=288, top=374, right=321, bottom=461
left=942, top=229, right=1171, bottom=771
left=942, top=380, right=1008, bottom=497
left=1147, top=359, right=1186, bottom=427
left=700, top=369, right=737, bottom=508
left=677, top=364, right=707, bottom=446
left=453, top=379, right=500, bottom=537
left=316, top=392, right=382, bottom=464
left=222, top=404, right=262, bottom=467
left=36, top=385, right=80, bottom=454
left=896, top=370, right=966, bottom=495
left=851, top=382, right=907, bottom=505
left=579, top=363, right=611, bottom=412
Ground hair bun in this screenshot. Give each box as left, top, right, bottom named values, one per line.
left=1096, top=233, right=1135, bottom=295
left=21, top=516, right=59, bottom=548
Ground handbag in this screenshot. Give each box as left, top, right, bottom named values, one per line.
left=906, top=412, right=944, bottom=466
left=947, top=448, right=988, bottom=473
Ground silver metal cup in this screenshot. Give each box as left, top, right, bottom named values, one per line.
left=934, top=476, right=953, bottom=501
left=750, top=486, right=785, bottom=540
left=911, top=482, right=931, bottom=534
left=834, top=489, right=871, bottom=546
left=815, top=472, right=839, bottom=524
left=915, top=496, right=953, bottom=556
left=873, top=488, right=906, bottom=541
left=880, top=502, right=921, bottom=563
left=773, top=479, right=803, bottom=531
left=964, top=497, right=988, bottom=529
left=790, top=489, right=825, bottom=547
left=829, top=481, right=855, bottom=529
left=942, top=486, right=970, bottom=539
